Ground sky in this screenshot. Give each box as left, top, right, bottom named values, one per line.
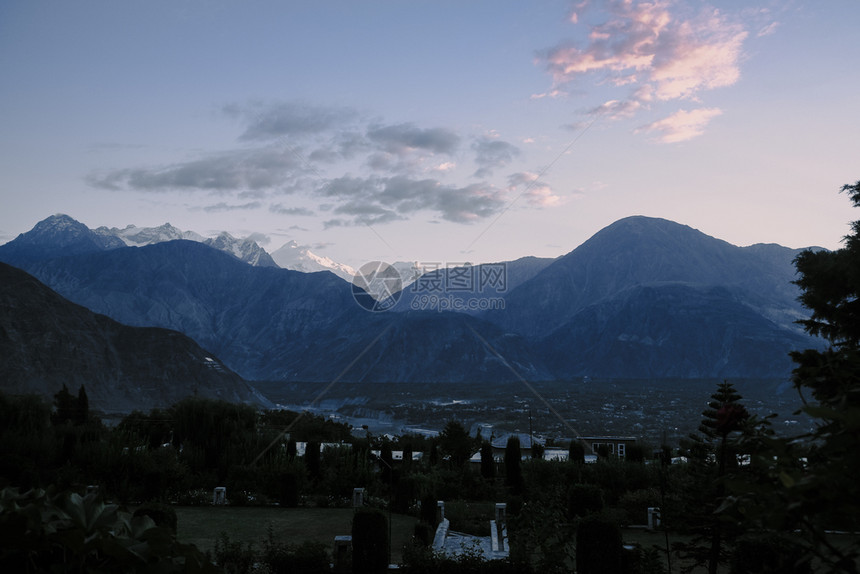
left=1, top=0, right=859, bottom=268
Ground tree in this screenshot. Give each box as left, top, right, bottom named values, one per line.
left=304, top=441, right=321, bottom=481
left=438, top=420, right=472, bottom=469
left=568, top=440, right=586, bottom=464
left=504, top=436, right=524, bottom=494
left=51, top=384, right=75, bottom=426
left=748, top=180, right=860, bottom=573
left=675, top=381, right=749, bottom=574
left=576, top=515, right=623, bottom=574
left=75, top=385, right=89, bottom=425
left=352, top=508, right=389, bottom=574
left=480, top=440, right=495, bottom=480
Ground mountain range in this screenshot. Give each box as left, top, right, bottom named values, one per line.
left=0, top=214, right=824, bottom=400
left=0, top=262, right=265, bottom=413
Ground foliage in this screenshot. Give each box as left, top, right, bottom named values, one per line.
left=503, top=436, right=524, bottom=494
left=439, top=420, right=473, bottom=469
left=214, top=531, right=256, bottom=574
left=401, top=542, right=520, bottom=573
left=480, top=441, right=495, bottom=480
left=0, top=486, right=217, bottom=573
left=304, top=440, right=321, bottom=481
left=508, top=486, right=574, bottom=574
left=720, top=181, right=860, bottom=574
left=673, top=380, right=750, bottom=574
left=575, top=514, right=623, bottom=574
left=566, top=483, right=604, bottom=519
left=133, top=502, right=178, bottom=534
left=352, top=507, right=389, bottom=574
left=729, top=533, right=812, bottom=574
left=259, top=524, right=330, bottom=574
left=568, top=440, right=585, bottom=464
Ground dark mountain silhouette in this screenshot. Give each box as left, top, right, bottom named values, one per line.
left=0, top=214, right=822, bottom=381
left=487, top=216, right=811, bottom=338
left=7, top=238, right=544, bottom=382
left=0, top=262, right=263, bottom=412
left=0, top=214, right=124, bottom=265
left=393, top=256, right=555, bottom=313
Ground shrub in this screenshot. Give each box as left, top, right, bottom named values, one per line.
left=413, top=521, right=435, bottom=547
left=262, top=527, right=330, bottom=574
left=730, top=533, right=812, bottom=574
left=352, top=507, right=389, bottom=574
left=567, top=483, right=604, bottom=519
left=575, top=515, right=623, bottom=574
left=133, top=502, right=177, bottom=534
left=214, top=532, right=255, bottom=574
left=617, top=488, right=660, bottom=526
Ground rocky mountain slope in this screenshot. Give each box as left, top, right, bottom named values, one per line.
left=0, top=214, right=823, bottom=381
left=0, top=262, right=264, bottom=412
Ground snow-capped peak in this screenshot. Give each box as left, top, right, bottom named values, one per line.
left=95, top=222, right=205, bottom=247
left=270, top=240, right=356, bottom=282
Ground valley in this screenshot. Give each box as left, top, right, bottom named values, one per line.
left=253, top=378, right=810, bottom=447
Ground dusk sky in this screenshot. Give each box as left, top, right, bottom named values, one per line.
left=2, top=1, right=858, bottom=268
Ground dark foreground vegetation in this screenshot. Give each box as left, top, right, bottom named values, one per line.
left=2, top=181, right=860, bottom=572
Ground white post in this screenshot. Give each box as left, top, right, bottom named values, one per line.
left=647, top=507, right=661, bottom=529
left=213, top=486, right=226, bottom=505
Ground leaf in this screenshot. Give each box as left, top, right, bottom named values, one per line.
left=779, top=471, right=796, bottom=488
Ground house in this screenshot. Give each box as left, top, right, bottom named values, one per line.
left=575, top=436, right=638, bottom=458
left=489, top=432, right=545, bottom=461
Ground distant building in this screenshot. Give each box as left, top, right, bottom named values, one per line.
left=577, top=436, right=637, bottom=458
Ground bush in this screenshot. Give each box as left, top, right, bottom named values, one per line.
left=445, top=500, right=496, bottom=537
left=262, top=527, right=330, bottom=574
left=567, top=484, right=604, bottom=519
left=132, top=502, right=177, bottom=534
left=214, top=532, right=256, bottom=574
left=413, top=521, right=435, bottom=547
left=617, top=488, right=660, bottom=526
left=575, top=515, right=623, bottom=574
left=401, top=543, right=520, bottom=573
left=0, top=487, right=217, bottom=573
left=352, top=507, right=389, bottom=574
left=730, top=533, right=812, bottom=574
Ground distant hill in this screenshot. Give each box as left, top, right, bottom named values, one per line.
left=0, top=262, right=265, bottom=413
left=393, top=256, right=555, bottom=313
left=487, top=216, right=811, bottom=338
left=0, top=213, right=824, bottom=380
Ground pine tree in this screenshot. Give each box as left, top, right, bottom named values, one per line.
left=75, top=385, right=89, bottom=425
left=676, top=380, right=749, bottom=574
left=504, top=435, right=524, bottom=494
left=480, top=440, right=495, bottom=480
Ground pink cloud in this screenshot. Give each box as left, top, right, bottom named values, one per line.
left=638, top=107, right=723, bottom=143
left=540, top=1, right=747, bottom=138
left=508, top=172, right=562, bottom=207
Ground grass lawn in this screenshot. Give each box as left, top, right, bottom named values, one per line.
left=175, top=506, right=418, bottom=564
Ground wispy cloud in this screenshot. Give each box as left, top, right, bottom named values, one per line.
left=367, top=123, right=460, bottom=155
left=87, top=146, right=305, bottom=192
left=318, top=175, right=505, bottom=225
left=507, top=172, right=561, bottom=207
left=201, top=201, right=262, bottom=213
left=244, top=231, right=271, bottom=246
left=538, top=1, right=748, bottom=141
left=638, top=107, right=722, bottom=143
left=88, top=98, right=549, bottom=225
left=472, top=137, right=521, bottom=178
left=226, top=101, right=359, bottom=141
left=269, top=204, right=315, bottom=216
